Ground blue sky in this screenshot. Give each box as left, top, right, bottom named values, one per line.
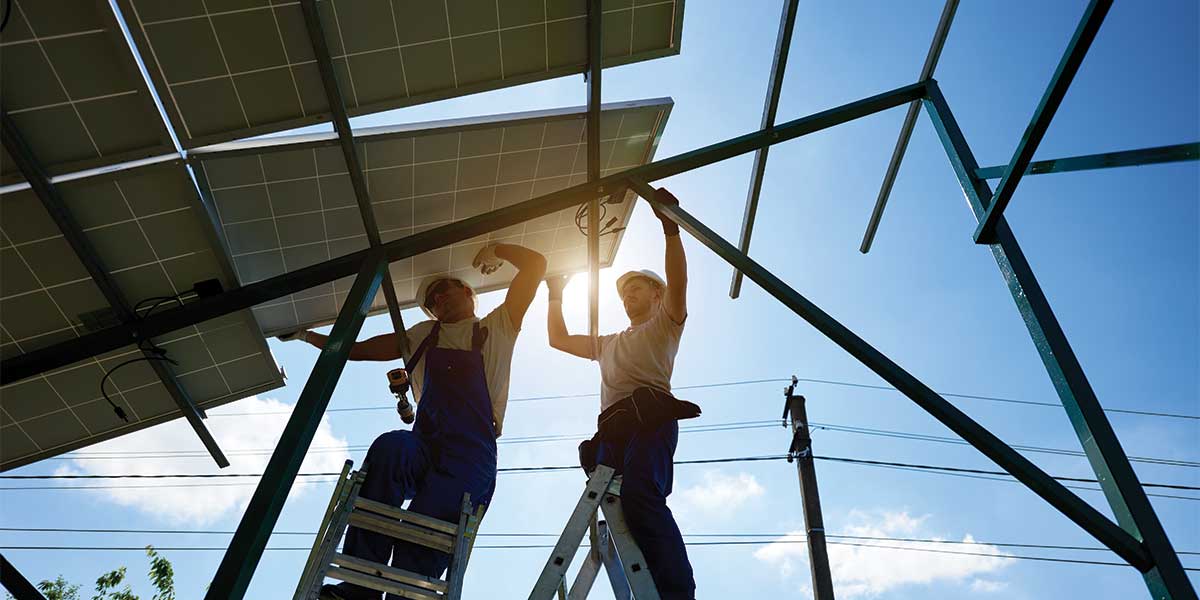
left=4, top=1, right=1198, bottom=598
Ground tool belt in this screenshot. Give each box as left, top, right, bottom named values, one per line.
left=578, top=387, right=701, bottom=471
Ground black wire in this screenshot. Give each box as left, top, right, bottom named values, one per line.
left=98, top=355, right=177, bottom=423
left=3, top=526, right=1196, bottom=556
left=0, top=0, right=10, bottom=34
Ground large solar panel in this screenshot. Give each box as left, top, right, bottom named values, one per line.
left=0, top=0, right=176, bottom=185
left=191, top=98, right=672, bottom=335
left=117, top=0, right=684, bottom=148
left=0, top=161, right=284, bottom=470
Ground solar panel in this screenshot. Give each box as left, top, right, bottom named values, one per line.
left=0, top=0, right=176, bottom=185
left=117, top=0, right=683, bottom=148
left=191, top=98, right=672, bottom=335
left=0, top=161, right=284, bottom=470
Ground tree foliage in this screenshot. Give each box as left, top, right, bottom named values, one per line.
left=14, top=546, right=176, bottom=600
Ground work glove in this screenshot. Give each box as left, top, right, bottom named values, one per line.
left=276, top=330, right=309, bottom=342
left=545, top=275, right=570, bottom=302
left=651, top=187, right=680, bottom=236
left=472, top=243, right=504, bottom=275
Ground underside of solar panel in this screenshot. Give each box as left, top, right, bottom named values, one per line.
left=0, top=0, right=683, bottom=470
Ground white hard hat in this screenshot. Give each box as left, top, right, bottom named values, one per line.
left=415, top=274, right=475, bottom=320
left=616, top=269, right=666, bottom=296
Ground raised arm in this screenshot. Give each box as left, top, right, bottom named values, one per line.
left=476, top=243, right=547, bottom=329
left=654, top=188, right=688, bottom=324
left=545, top=276, right=595, bottom=359
left=284, top=330, right=404, bottom=361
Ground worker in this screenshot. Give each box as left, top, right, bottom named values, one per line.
left=545, top=187, right=697, bottom=599
left=281, top=242, right=546, bottom=600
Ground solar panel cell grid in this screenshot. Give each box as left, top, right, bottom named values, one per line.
left=0, top=162, right=284, bottom=469
left=0, top=0, right=175, bottom=184
left=192, top=99, right=668, bottom=334
left=119, top=0, right=682, bottom=147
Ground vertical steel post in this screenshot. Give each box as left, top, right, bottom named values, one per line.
left=923, top=81, right=1194, bottom=599
left=730, top=0, right=800, bottom=298
left=586, top=0, right=603, bottom=345
left=859, top=0, right=958, bottom=253
left=784, top=382, right=834, bottom=600
left=205, top=253, right=387, bottom=600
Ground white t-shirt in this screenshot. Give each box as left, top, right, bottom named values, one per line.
left=405, top=305, right=519, bottom=436
left=594, top=308, right=685, bottom=411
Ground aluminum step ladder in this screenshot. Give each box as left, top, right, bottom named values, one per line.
left=294, top=460, right=485, bottom=600
left=529, top=465, right=661, bottom=600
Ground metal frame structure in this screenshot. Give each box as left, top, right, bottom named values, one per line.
left=3, top=2, right=1197, bottom=598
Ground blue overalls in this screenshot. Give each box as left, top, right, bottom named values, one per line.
left=336, top=322, right=496, bottom=599
left=595, top=420, right=695, bottom=599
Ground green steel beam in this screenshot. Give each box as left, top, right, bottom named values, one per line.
left=973, top=0, right=1112, bottom=244
left=625, top=176, right=1150, bottom=571
left=299, top=0, right=409, bottom=350
left=923, top=81, right=1195, bottom=599
left=1, top=554, right=47, bottom=600
left=1, top=81, right=928, bottom=385
left=859, top=0, right=958, bottom=254
left=974, top=142, right=1200, bottom=179
left=729, top=0, right=800, bottom=298
left=204, top=253, right=386, bottom=600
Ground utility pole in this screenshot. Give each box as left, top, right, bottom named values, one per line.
left=783, top=376, right=835, bottom=600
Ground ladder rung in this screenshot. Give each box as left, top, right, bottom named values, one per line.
left=325, top=565, right=441, bottom=600
left=354, top=497, right=459, bottom=535
left=332, top=553, right=447, bottom=594
left=348, top=511, right=455, bottom=553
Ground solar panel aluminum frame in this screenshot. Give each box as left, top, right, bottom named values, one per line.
left=115, top=0, right=686, bottom=149
left=0, top=0, right=177, bottom=185
left=187, top=98, right=672, bottom=336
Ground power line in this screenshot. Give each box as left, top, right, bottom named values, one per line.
left=6, top=454, right=1198, bottom=492
left=194, top=375, right=1198, bottom=421
left=0, top=541, right=1194, bottom=571
left=3, top=526, right=1195, bottom=556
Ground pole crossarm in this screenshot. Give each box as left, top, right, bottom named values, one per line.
left=205, top=252, right=387, bottom=600
left=729, top=0, right=800, bottom=298
left=0, top=110, right=229, bottom=469
left=974, top=142, right=1200, bottom=179
left=859, top=0, right=958, bottom=254
left=0, top=82, right=928, bottom=385
left=623, top=177, right=1150, bottom=571
left=972, top=0, right=1112, bottom=244
left=922, top=81, right=1195, bottom=598
left=299, top=0, right=410, bottom=354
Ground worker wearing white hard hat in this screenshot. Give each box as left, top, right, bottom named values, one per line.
left=545, top=187, right=697, bottom=599
left=281, top=241, right=546, bottom=600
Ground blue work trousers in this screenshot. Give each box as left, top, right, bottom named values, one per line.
left=597, top=421, right=695, bottom=600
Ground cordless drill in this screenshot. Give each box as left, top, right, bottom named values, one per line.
left=388, top=368, right=415, bottom=424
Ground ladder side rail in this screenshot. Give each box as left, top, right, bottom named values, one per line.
left=292, top=460, right=355, bottom=600
left=445, top=493, right=474, bottom=600
left=567, top=514, right=604, bottom=600
left=529, top=466, right=618, bottom=600
left=306, top=471, right=368, bottom=598
left=599, top=494, right=660, bottom=600
left=596, top=521, right=632, bottom=600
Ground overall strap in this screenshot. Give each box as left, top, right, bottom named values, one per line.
left=471, top=322, right=489, bottom=353
left=407, top=322, right=441, bottom=373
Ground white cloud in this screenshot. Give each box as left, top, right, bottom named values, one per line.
left=676, top=470, right=765, bottom=517
left=57, top=396, right=349, bottom=525
left=970, top=579, right=1009, bottom=593
left=754, top=510, right=1010, bottom=598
